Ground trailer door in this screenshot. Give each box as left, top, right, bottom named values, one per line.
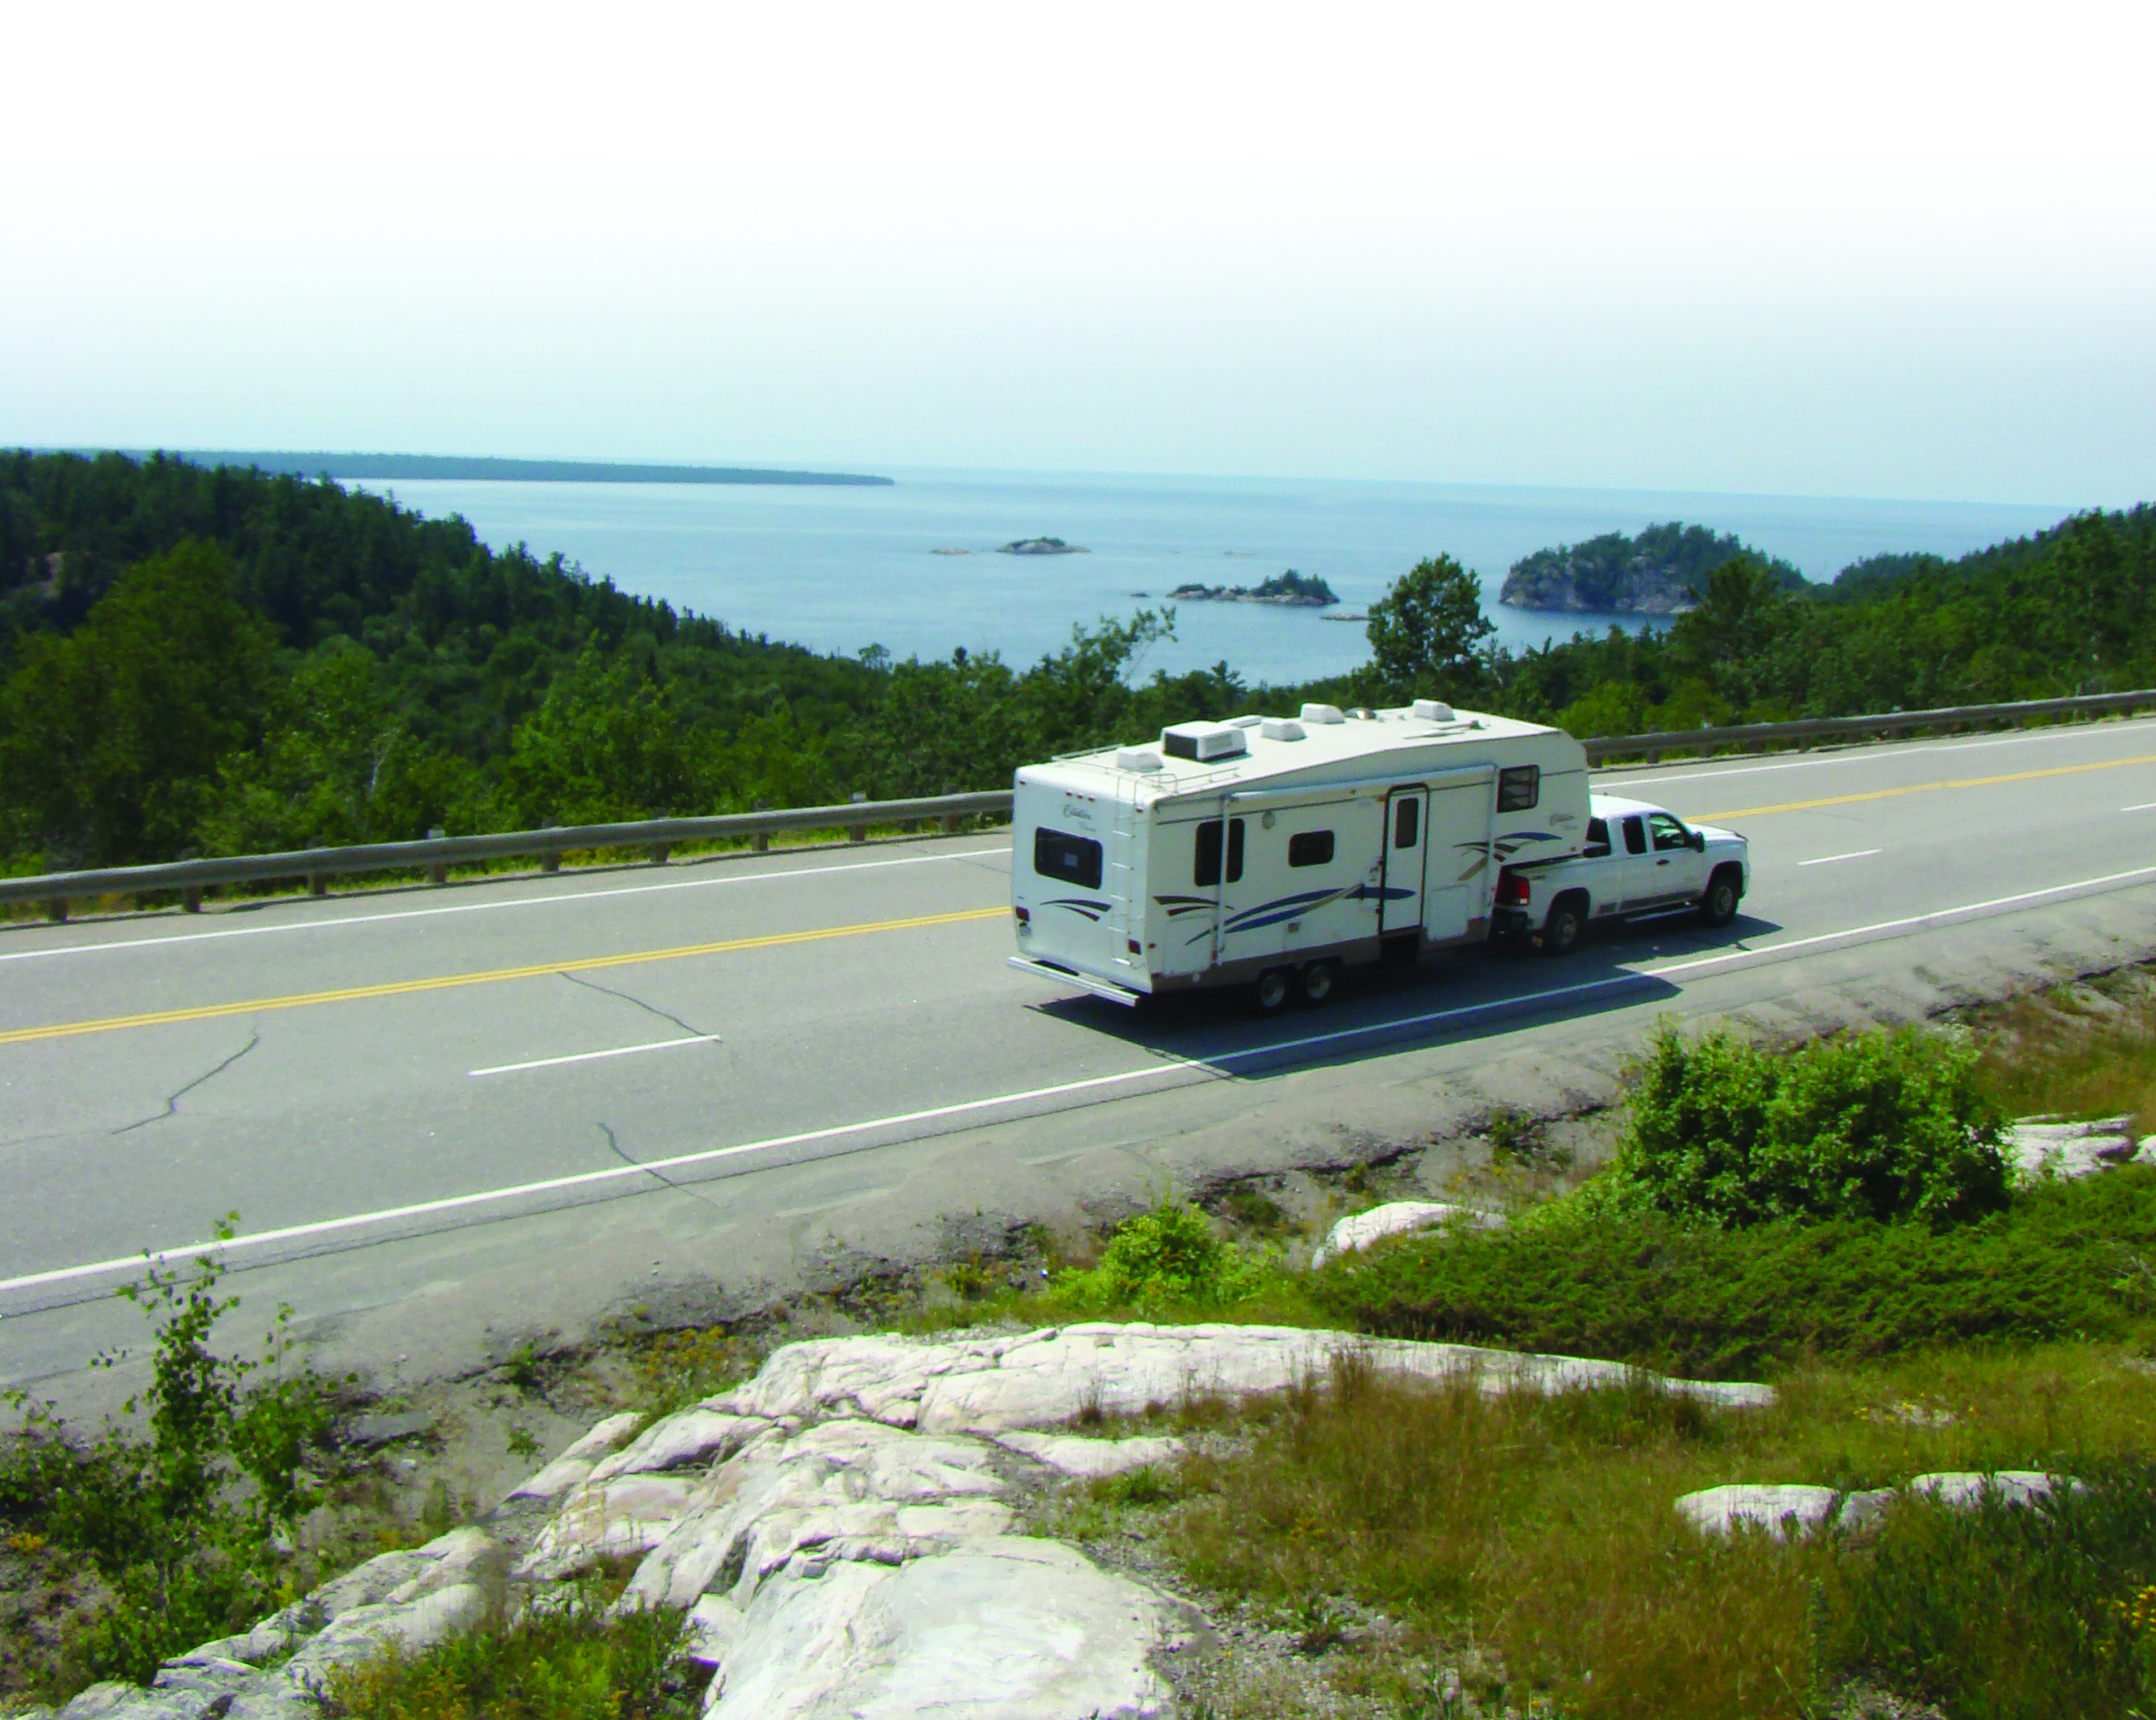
left=1380, top=789, right=1430, bottom=935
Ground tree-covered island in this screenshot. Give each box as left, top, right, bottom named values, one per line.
left=1499, top=522, right=1808, bottom=613
left=1166, top=569, right=1339, bottom=607
left=997, top=537, right=1087, bottom=555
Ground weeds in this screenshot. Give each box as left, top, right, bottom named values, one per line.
left=322, top=1588, right=703, bottom=1720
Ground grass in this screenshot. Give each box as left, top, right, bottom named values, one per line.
left=1124, top=1348, right=2156, bottom=1719
left=1972, top=971, right=2156, bottom=1139
left=322, top=1586, right=705, bottom=1720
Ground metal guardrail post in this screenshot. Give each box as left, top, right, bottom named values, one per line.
left=427, top=828, right=448, bottom=886
left=848, top=792, right=869, bottom=843
left=539, top=824, right=563, bottom=874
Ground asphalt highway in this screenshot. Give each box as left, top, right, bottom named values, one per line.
left=6, top=717, right=2156, bottom=1386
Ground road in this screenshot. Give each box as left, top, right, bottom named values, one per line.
left=7, top=717, right=2156, bottom=1390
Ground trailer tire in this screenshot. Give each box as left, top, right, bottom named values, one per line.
left=1298, top=960, right=1335, bottom=1006
left=1700, top=866, right=1742, bottom=928
left=1540, top=898, right=1584, bottom=957
left=1252, top=967, right=1292, bottom=1014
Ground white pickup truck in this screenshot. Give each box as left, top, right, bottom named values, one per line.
left=1490, top=792, right=1751, bottom=955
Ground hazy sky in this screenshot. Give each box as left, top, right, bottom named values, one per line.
left=4, top=3, right=2150, bottom=504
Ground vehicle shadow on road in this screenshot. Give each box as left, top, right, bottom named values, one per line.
left=1025, top=909, right=1785, bottom=1077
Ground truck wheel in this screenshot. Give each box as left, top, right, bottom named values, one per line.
left=1252, top=968, right=1291, bottom=1014
left=1700, top=867, right=1742, bottom=927
left=1298, top=960, right=1335, bottom=1006
left=1540, top=901, right=1583, bottom=957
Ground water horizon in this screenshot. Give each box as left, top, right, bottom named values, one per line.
left=337, top=465, right=2073, bottom=687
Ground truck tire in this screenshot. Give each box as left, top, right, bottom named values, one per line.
left=1700, top=866, right=1742, bottom=928
left=1298, top=960, right=1335, bottom=1006
left=1540, top=899, right=1584, bottom=957
left=1252, top=967, right=1292, bottom=1014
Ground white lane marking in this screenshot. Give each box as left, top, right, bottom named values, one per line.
left=1798, top=849, right=1883, bottom=866
left=1610, top=717, right=2156, bottom=790
left=0, top=845, right=1014, bottom=964
left=2125, top=802, right=2156, bottom=812
left=12, top=856, right=2156, bottom=1300
left=469, top=1035, right=719, bottom=1078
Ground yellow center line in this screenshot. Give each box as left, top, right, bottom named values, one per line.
left=1695, top=751, right=2156, bottom=821
left=0, top=905, right=1008, bottom=1047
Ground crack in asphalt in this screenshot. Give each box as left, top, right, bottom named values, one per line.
left=557, top=970, right=712, bottom=1041
left=108, top=1027, right=262, bottom=1135
left=595, top=1118, right=727, bottom=1214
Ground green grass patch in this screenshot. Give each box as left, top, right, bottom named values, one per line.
left=322, top=1591, right=704, bottom=1720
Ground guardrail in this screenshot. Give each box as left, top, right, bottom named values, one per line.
left=1581, top=688, right=2156, bottom=765
left=7, top=689, right=2152, bottom=921
left=0, top=792, right=1012, bottom=920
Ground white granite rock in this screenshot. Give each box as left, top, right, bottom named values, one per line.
left=1910, top=1470, right=2076, bottom=1509
left=588, top=1410, right=771, bottom=1484
left=1311, top=1201, right=1502, bottom=1267
left=2009, top=1116, right=2137, bottom=1180
left=993, top=1430, right=1186, bottom=1479
left=1837, top=1488, right=1898, bottom=1534
left=517, top=1472, right=701, bottom=1580
left=508, top=1409, right=646, bottom=1502
left=1676, top=1484, right=1841, bottom=1540
left=282, top=1582, right=490, bottom=1685
left=705, top=1537, right=1172, bottom=1719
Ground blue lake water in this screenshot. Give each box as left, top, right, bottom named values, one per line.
left=339, top=468, right=2068, bottom=687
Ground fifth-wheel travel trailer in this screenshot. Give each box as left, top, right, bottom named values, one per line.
left=1008, top=700, right=1591, bottom=1011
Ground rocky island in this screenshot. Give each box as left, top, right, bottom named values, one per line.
left=1498, top=522, right=1807, bottom=614
left=1166, top=568, right=1339, bottom=607
left=998, top=536, right=1088, bottom=555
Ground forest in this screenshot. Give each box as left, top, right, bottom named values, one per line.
left=1, top=450, right=2152, bottom=875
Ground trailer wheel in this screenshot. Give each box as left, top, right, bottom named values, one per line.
left=1252, top=968, right=1292, bottom=1014
left=1298, top=960, right=1335, bottom=1006
left=1540, top=899, right=1584, bottom=957
left=1700, top=866, right=1742, bottom=927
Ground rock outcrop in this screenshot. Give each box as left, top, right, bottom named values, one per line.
left=85, top=1323, right=1773, bottom=1720
left=1677, top=1471, right=2081, bottom=1540
left=1311, top=1200, right=1503, bottom=1267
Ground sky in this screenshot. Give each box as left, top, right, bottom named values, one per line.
left=3, top=2, right=2151, bottom=506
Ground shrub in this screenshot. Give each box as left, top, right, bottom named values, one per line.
left=1614, top=1021, right=2009, bottom=1227
left=1067, top=1199, right=1262, bottom=1312
left=1315, top=1169, right=2156, bottom=1378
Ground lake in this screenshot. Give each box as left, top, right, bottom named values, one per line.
left=337, top=467, right=2067, bottom=686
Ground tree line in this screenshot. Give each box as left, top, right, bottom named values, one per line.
left=1, top=450, right=2149, bottom=874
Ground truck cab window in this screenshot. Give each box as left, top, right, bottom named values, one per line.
left=1622, top=815, right=1647, bottom=856
left=1497, top=765, right=1541, bottom=812
left=1194, top=818, right=1246, bottom=886
left=1649, top=813, right=1691, bottom=852
left=1032, top=828, right=1103, bottom=890
left=1584, top=817, right=1611, bottom=857
left=1288, top=830, right=1335, bottom=868
left=1394, top=798, right=1418, bottom=848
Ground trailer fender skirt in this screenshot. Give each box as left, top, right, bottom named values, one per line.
left=1005, top=955, right=1145, bottom=1007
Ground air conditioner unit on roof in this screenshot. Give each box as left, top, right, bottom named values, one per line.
left=1160, top=722, right=1249, bottom=762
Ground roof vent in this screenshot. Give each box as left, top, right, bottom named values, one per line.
left=1346, top=707, right=1377, bottom=720
left=1299, top=703, right=1346, bottom=724
left=1115, top=745, right=1163, bottom=771
left=1411, top=698, right=1457, bottom=722
left=1160, top=721, right=1249, bottom=763
left=1228, top=714, right=1264, bottom=728
left=1260, top=718, right=1306, bottom=741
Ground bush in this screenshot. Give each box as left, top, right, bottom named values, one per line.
left=1614, top=1021, right=2009, bottom=1227
left=1315, top=1169, right=2156, bottom=1378
left=1066, top=1199, right=1263, bottom=1312
left=324, top=1591, right=701, bottom=1720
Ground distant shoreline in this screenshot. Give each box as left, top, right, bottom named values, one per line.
left=99, top=450, right=897, bottom=487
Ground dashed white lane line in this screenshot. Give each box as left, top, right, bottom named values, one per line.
left=469, top=1035, right=720, bottom=1078
left=2125, top=802, right=2156, bottom=812
left=1799, top=849, right=1883, bottom=866
left=10, top=855, right=2156, bottom=1303
left=0, top=845, right=1014, bottom=964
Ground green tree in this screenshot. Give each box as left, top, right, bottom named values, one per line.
left=1364, top=554, right=1496, bottom=703
left=0, top=542, right=276, bottom=868
left=500, top=641, right=702, bottom=826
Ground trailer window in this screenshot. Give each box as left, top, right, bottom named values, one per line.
left=1194, top=818, right=1246, bottom=886
left=1288, top=830, right=1335, bottom=868
left=1584, top=816, right=1611, bottom=857
left=1497, top=765, right=1541, bottom=812
left=1394, top=798, right=1418, bottom=848
left=1033, top=828, right=1103, bottom=890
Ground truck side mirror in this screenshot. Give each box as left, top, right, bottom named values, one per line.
left=1690, top=830, right=1706, bottom=852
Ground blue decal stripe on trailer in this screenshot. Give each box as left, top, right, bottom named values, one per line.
left=1042, top=898, right=1112, bottom=920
